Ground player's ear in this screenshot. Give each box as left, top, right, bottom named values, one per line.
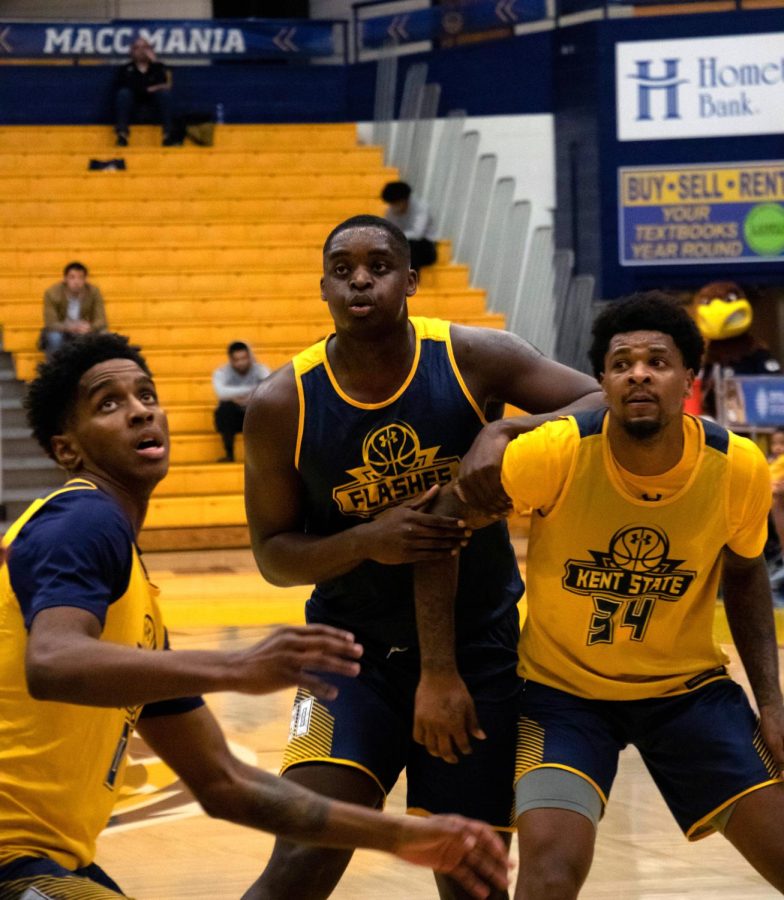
left=406, top=267, right=418, bottom=297
left=51, top=433, right=82, bottom=472
left=320, top=276, right=327, bottom=302
left=684, top=369, right=695, bottom=397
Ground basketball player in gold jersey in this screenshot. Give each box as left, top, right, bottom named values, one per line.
left=424, top=291, right=784, bottom=895
left=0, top=332, right=512, bottom=900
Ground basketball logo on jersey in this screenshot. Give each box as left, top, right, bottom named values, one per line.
left=333, top=420, right=459, bottom=517
left=562, top=525, right=696, bottom=646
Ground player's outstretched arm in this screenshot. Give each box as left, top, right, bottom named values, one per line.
left=450, top=325, right=603, bottom=514
left=138, top=706, right=510, bottom=899
left=243, top=368, right=470, bottom=587
left=26, top=606, right=362, bottom=706
left=722, top=549, right=784, bottom=770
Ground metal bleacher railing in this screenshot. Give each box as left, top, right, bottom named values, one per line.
left=370, top=45, right=596, bottom=374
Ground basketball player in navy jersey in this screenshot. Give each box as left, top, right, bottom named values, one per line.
left=242, top=215, right=604, bottom=900
left=0, top=333, right=512, bottom=900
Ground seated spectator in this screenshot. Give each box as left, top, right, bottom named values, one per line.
left=213, top=341, right=269, bottom=462
left=115, top=37, right=176, bottom=147
left=381, top=181, right=437, bottom=273
left=41, top=262, right=107, bottom=360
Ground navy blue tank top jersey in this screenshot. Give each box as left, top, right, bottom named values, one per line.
left=293, top=316, right=523, bottom=648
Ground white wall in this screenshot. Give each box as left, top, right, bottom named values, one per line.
left=358, top=113, right=555, bottom=237
left=1, top=0, right=211, bottom=19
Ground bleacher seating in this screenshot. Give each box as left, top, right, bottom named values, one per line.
left=0, top=123, right=504, bottom=549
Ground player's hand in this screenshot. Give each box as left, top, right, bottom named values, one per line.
left=235, top=624, right=362, bottom=700
left=363, top=486, right=471, bottom=565
left=457, top=421, right=514, bottom=517
left=759, top=702, right=784, bottom=771
left=393, top=814, right=511, bottom=898
left=413, top=671, right=485, bottom=764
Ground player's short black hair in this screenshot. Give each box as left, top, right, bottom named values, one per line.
left=589, top=290, right=705, bottom=377
left=381, top=181, right=412, bottom=203
left=322, top=215, right=411, bottom=265
left=25, top=332, right=152, bottom=460
left=228, top=341, right=250, bottom=355
left=63, top=260, right=88, bottom=277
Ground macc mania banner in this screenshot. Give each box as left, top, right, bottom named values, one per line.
left=0, top=19, right=336, bottom=59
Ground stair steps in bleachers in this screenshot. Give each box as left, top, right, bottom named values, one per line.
left=0, top=289, right=486, bottom=325
left=0, top=123, right=504, bottom=549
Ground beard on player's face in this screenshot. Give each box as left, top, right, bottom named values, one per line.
left=622, top=417, right=662, bottom=440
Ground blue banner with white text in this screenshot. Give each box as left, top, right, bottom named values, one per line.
left=0, top=19, right=337, bottom=59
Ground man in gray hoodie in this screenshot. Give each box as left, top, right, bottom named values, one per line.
left=212, top=341, right=270, bottom=462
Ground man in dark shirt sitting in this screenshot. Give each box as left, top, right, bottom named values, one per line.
left=115, top=37, right=176, bottom=147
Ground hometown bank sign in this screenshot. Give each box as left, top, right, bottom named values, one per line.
left=616, top=32, right=784, bottom=141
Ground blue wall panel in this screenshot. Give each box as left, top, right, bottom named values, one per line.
left=0, top=30, right=552, bottom=126
left=0, top=63, right=350, bottom=125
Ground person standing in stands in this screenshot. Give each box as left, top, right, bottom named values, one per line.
left=41, top=262, right=108, bottom=360
left=382, top=181, right=438, bottom=274
left=115, top=37, right=176, bottom=147
left=213, top=341, right=270, bottom=463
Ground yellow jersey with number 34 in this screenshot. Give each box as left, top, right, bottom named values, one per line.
left=501, top=410, right=770, bottom=700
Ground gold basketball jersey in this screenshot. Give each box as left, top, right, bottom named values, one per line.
left=0, top=481, right=165, bottom=870
left=501, top=411, right=770, bottom=700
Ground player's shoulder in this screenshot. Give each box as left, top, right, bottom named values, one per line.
left=9, top=486, right=133, bottom=584
left=244, top=362, right=299, bottom=442
left=726, top=427, right=768, bottom=474
left=571, top=408, right=606, bottom=439
left=249, top=361, right=296, bottom=406
left=29, top=486, right=132, bottom=542
left=510, top=415, right=580, bottom=459
left=449, top=322, right=538, bottom=369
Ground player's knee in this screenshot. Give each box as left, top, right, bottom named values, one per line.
left=515, top=859, right=583, bottom=900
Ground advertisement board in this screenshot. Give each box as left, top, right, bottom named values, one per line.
left=618, top=160, right=784, bottom=266
left=616, top=32, right=784, bottom=141
left=719, top=376, right=784, bottom=429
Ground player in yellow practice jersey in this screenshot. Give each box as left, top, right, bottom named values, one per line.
left=419, top=292, right=784, bottom=897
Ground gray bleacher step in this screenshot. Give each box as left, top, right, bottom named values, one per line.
left=0, top=401, right=28, bottom=430
left=3, top=457, right=57, bottom=470
left=0, top=377, right=25, bottom=400
left=2, top=428, right=44, bottom=457
left=1, top=486, right=50, bottom=502
left=3, top=457, right=62, bottom=490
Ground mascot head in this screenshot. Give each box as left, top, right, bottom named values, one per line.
left=694, top=281, right=752, bottom=342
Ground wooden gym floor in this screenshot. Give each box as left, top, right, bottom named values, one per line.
left=93, top=548, right=784, bottom=899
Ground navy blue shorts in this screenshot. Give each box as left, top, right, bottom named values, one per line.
left=283, top=610, right=522, bottom=829
left=0, top=856, right=126, bottom=898
left=515, top=679, right=782, bottom=839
